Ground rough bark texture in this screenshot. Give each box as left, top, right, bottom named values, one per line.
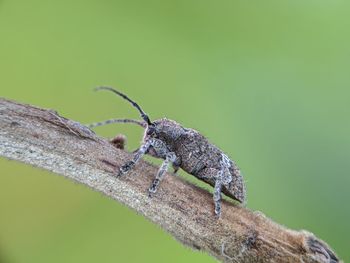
left=0, top=98, right=342, bottom=263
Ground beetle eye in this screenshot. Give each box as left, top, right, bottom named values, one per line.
left=146, top=125, right=155, bottom=135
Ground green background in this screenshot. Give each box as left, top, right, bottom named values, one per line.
left=0, top=0, right=349, bottom=262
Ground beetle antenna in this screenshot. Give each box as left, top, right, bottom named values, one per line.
left=87, top=118, right=147, bottom=129
left=95, top=87, right=152, bottom=125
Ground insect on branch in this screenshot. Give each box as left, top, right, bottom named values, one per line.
left=0, top=97, right=342, bottom=263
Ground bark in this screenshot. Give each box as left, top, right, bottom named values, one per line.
left=0, top=98, right=341, bottom=263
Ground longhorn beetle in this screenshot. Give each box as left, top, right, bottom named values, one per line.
left=89, top=87, right=246, bottom=216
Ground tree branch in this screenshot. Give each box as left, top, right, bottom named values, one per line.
left=0, top=98, right=341, bottom=263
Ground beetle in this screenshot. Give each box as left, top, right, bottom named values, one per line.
left=89, top=87, right=246, bottom=216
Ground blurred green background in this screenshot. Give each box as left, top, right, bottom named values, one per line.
left=0, top=0, right=349, bottom=262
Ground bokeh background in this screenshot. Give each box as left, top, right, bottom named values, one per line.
left=0, top=0, right=349, bottom=262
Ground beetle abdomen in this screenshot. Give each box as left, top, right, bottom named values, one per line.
left=174, top=128, right=222, bottom=174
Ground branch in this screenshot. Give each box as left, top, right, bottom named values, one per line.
left=0, top=98, right=341, bottom=263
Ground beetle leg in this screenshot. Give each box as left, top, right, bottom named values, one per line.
left=196, top=168, right=222, bottom=216
left=118, top=139, right=152, bottom=176
left=172, top=157, right=181, bottom=175
left=172, top=164, right=180, bottom=175
left=213, top=154, right=235, bottom=216
left=213, top=175, right=223, bottom=216
left=149, top=152, right=177, bottom=196
left=196, top=165, right=232, bottom=217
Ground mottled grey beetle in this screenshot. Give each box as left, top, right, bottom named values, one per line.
left=89, top=87, right=246, bottom=216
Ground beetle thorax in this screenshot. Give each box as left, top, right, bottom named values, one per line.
left=143, top=118, right=185, bottom=148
